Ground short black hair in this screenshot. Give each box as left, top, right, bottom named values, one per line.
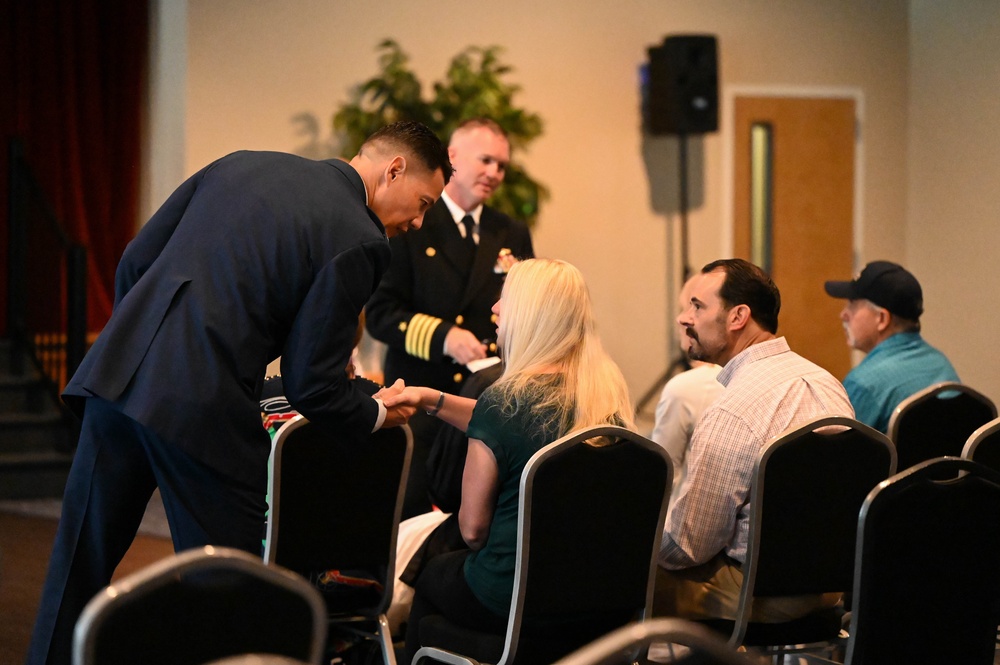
left=363, top=121, right=453, bottom=183
left=702, top=258, right=781, bottom=334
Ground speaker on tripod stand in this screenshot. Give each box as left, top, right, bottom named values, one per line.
left=644, top=34, right=719, bottom=136
left=636, top=34, right=719, bottom=414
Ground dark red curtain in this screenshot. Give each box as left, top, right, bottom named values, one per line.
left=1, top=0, right=148, bottom=335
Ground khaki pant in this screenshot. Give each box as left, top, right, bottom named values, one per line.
left=653, top=553, right=841, bottom=622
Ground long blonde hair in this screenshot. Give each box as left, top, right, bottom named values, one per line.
left=492, top=258, right=635, bottom=434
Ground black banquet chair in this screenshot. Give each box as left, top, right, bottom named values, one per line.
left=803, top=457, right=1000, bottom=665
left=551, top=618, right=754, bottom=665
left=264, top=416, right=412, bottom=665
left=886, top=381, right=996, bottom=470
left=72, top=545, right=327, bottom=665
left=962, top=416, right=1000, bottom=472
left=413, top=425, right=672, bottom=665
left=698, top=416, right=896, bottom=660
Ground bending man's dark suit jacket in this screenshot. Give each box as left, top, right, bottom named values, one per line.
left=365, top=198, right=533, bottom=393
left=63, top=151, right=390, bottom=488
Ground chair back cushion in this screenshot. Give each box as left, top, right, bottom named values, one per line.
left=520, top=433, right=669, bottom=620
left=849, top=457, right=1000, bottom=665
left=417, top=426, right=672, bottom=665
left=751, top=420, right=894, bottom=597
left=267, top=418, right=410, bottom=612
left=890, top=383, right=996, bottom=470
left=76, top=547, right=324, bottom=665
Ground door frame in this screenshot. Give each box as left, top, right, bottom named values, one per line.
left=720, top=85, right=866, bottom=271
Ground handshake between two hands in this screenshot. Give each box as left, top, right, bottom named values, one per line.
left=375, top=379, right=424, bottom=428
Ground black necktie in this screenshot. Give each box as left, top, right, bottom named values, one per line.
left=460, top=215, right=477, bottom=273
left=461, top=214, right=476, bottom=248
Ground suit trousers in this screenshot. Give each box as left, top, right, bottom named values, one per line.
left=26, top=397, right=268, bottom=665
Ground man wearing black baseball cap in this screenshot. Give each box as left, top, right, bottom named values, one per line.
left=824, top=260, right=959, bottom=432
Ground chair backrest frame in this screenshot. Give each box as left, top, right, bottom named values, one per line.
left=498, top=425, right=673, bottom=665
left=264, top=416, right=413, bottom=616
left=73, top=546, right=327, bottom=665
left=732, top=415, right=896, bottom=645
left=962, top=416, right=1000, bottom=471
left=887, top=381, right=997, bottom=470
left=551, top=618, right=753, bottom=665
left=844, top=456, right=1000, bottom=665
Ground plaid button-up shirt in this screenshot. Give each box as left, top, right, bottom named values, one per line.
left=659, top=337, right=854, bottom=569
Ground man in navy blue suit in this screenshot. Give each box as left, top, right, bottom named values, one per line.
left=27, top=121, right=452, bottom=665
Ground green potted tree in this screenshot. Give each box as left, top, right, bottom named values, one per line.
left=333, top=39, right=547, bottom=226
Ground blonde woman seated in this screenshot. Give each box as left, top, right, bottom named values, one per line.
left=380, top=258, right=636, bottom=662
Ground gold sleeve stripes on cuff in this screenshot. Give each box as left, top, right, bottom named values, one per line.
left=404, top=314, right=442, bottom=360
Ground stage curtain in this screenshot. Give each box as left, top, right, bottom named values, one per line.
left=1, top=0, right=148, bottom=334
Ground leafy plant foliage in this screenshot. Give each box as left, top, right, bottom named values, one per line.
left=333, top=39, right=548, bottom=226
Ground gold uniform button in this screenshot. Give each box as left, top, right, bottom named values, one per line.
left=490, top=314, right=498, bottom=323
left=453, top=373, right=463, bottom=383
left=426, top=247, right=437, bottom=257
left=398, top=322, right=407, bottom=331
left=489, top=343, right=497, bottom=352
left=455, top=315, right=464, bottom=325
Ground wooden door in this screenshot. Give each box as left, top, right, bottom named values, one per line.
left=733, top=95, right=856, bottom=379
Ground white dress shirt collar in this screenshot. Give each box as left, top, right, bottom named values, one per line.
left=441, top=190, right=483, bottom=230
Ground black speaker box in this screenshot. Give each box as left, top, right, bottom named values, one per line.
left=645, top=34, right=719, bottom=135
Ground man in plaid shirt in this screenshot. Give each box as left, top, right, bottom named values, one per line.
left=654, top=258, right=853, bottom=622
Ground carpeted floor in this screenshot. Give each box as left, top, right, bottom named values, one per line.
left=0, top=489, right=171, bottom=540
left=0, top=495, right=174, bottom=665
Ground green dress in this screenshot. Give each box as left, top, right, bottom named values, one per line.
left=462, top=384, right=565, bottom=615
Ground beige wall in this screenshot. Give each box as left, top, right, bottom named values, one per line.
left=164, top=0, right=922, bottom=403
left=908, top=0, right=1000, bottom=404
